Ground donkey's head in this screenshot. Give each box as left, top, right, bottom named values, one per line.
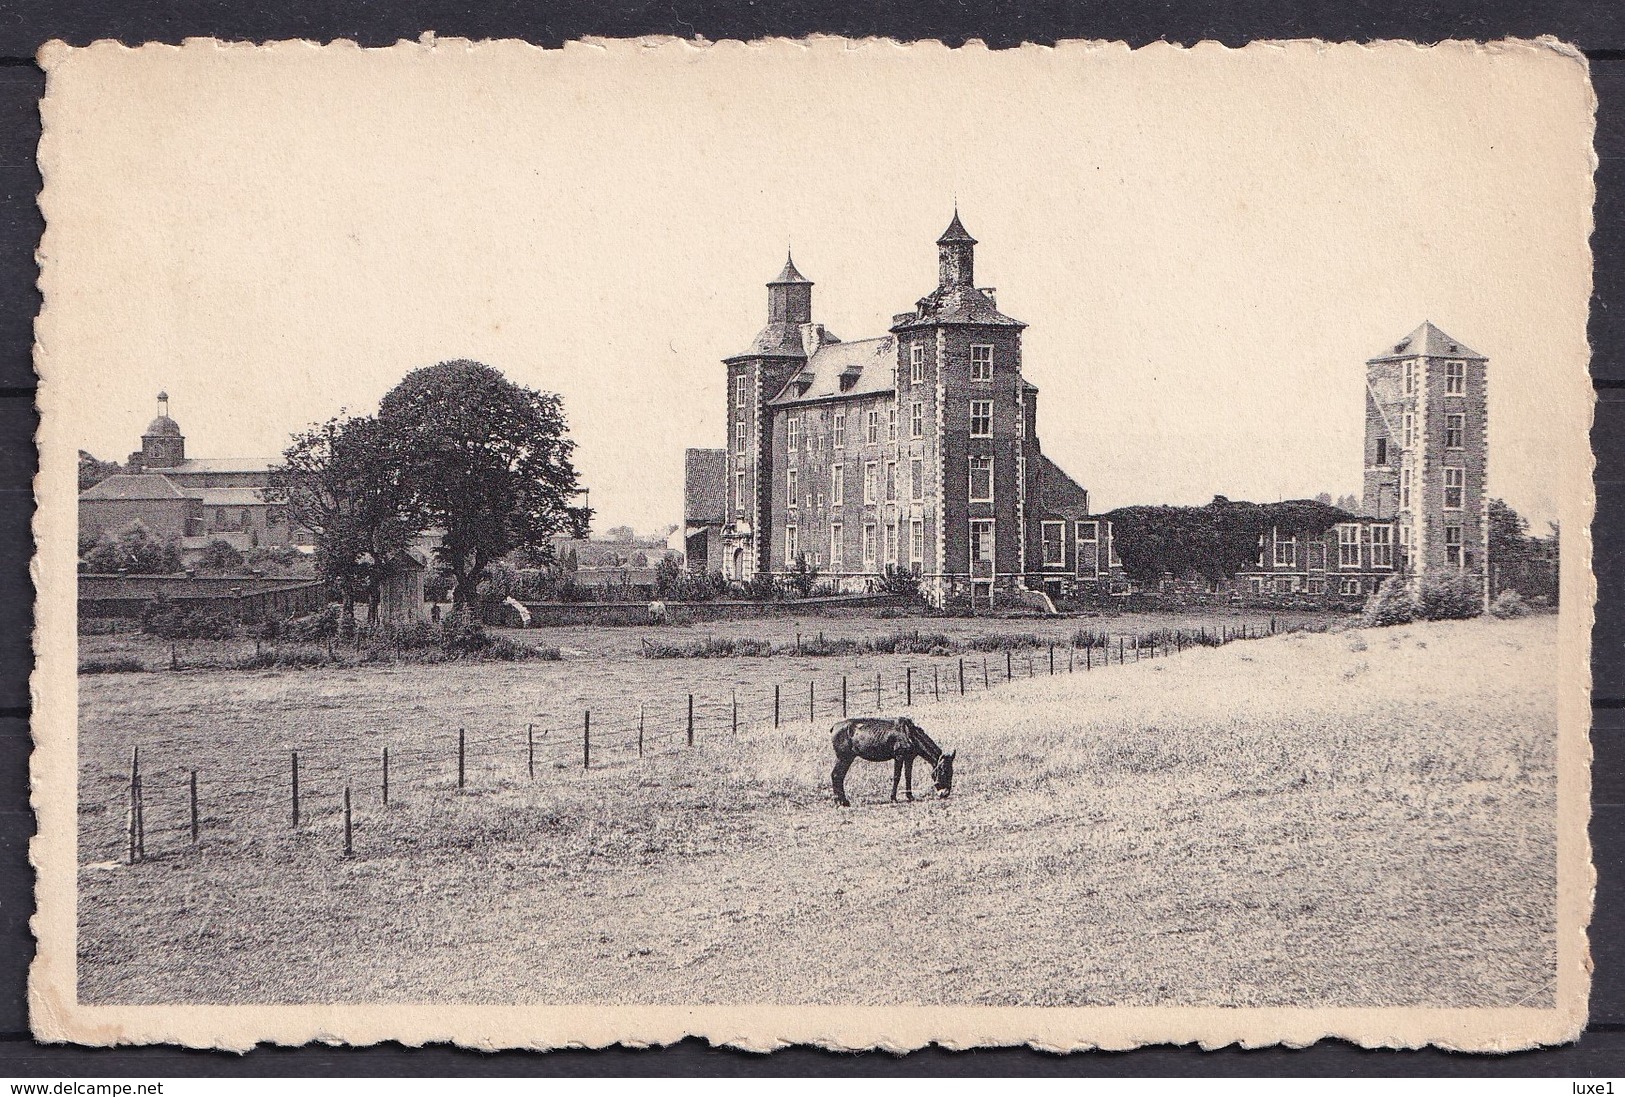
left=931, top=751, right=955, bottom=798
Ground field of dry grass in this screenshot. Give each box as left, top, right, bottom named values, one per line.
left=76, top=613, right=1557, bottom=1008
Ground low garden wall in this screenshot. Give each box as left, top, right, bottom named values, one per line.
left=500, top=592, right=909, bottom=627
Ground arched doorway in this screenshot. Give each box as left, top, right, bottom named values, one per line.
left=732, top=547, right=744, bottom=580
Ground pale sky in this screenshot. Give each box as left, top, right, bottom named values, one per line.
left=43, top=38, right=1594, bottom=535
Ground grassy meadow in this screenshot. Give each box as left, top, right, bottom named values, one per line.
left=76, top=613, right=1557, bottom=1008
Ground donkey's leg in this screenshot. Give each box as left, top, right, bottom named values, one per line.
left=891, top=758, right=903, bottom=801
left=903, top=757, right=915, bottom=801
left=832, top=756, right=853, bottom=807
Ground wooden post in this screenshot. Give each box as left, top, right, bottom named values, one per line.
left=959, top=658, right=965, bottom=695
left=808, top=680, right=815, bottom=723
left=842, top=675, right=848, bottom=716
left=1006, top=649, right=1013, bottom=681
left=1119, top=637, right=1124, bottom=665
left=906, top=666, right=912, bottom=707
left=344, top=786, right=353, bottom=857
left=583, top=711, right=591, bottom=769
left=875, top=671, right=882, bottom=711
left=127, top=747, right=139, bottom=864
left=189, top=769, right=199, bottom=845
left=933, top=665, right=940, bottom=702
left=1027, top=654, right=1033, bottom=678
left=291, top=750, right=300, bottom=829
left=527, top=725, right=535, bottom=779
left=458, top=727, right=465, bottom=789
left=687, top=694, right=695, bottom=746
left=982, top=657, right=989, bottom=690
left=731, top=693, right=737, bottom=737
left=640, top=704, right=646, bottom=755
left=383, top=746, right=390, bottom=804
left=774, top=685, right=781, bottom=727
left=1050, top=644, right=1055, bottom=675
left=170, top=641, right=178, bottom=670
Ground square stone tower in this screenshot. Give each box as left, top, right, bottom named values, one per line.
left=1362, top=322, right=1489, bottom=579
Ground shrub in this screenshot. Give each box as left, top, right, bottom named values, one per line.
left=1490, top=590, right=1529, bottom=619
left=1417, top=572, right=1483, bottom=621
left=786, top=554, right=821, bottom=598
left=742, top=571, right=780, bottom=601
left=79, top=656, right=144, bottom=675
left=1361, top=576, right=1419, bottom=627
left=139, top=598, right=238, bottom=640
left=196, top=539, right=246, bottom=573
left=876, top=565, right=922, bottom=598
left=85, top=521, right=182, bottom=574
left=284, top=605, right=342, bottom=641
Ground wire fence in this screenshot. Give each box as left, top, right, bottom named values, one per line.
left=94, top=619, right=1291, bottom=865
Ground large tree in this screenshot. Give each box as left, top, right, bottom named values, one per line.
left=78, top=450, right=123, bottom=492
left=378, top=360, right=590, bottom=615
left=270, top=414, right=420, bottom=625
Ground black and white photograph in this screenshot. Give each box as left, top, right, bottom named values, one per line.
left=29, top=37, right=1594, bottom=1051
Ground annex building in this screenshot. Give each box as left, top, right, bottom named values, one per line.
left=688, top=214, right=1118, bottom=607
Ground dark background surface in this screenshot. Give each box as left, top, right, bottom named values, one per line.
left=0, top=0, right=1620, bottom=1078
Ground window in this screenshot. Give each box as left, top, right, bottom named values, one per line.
left=735, top=421, right=747, bottom=456
left=1444, top=467, right=1465, bottom=510
left=1042, top=521, right=1065, bottom=567
left=1401, top=467, right=1412, bottom=510
left=1256, top=535, right=1266, bottom=568
left=1308, top=542, right=1326, bottom=571
left=786, top=468, right=797, bottom=508
left=888, top=405, right=897, bottom=442
left=1403, top=412, right=1414, bottom=450
left=735, top=469, right=746, bottom=514
left=1403, top=360, right=1415, bottom=395
left=885, top=461, right=896, bottom=502
left=910, top=520, right=924, bottom=565
left=884, top=522, right=897, bottom=564
left=862, top=523, right=876, bottom=566
left=910, top=401, right=924, bottom=438
left=736, top=375, right=748, bottom=409
left=910, top=344, right=924, bottom=385
left=215, top=508, right=227, bottom=526
left=1274, top=534, right=1297, bottom=568
left=1306, top=578, right=1325, bottom=595
left=1446, top=413, right=1464, bottom=449
left=863, top=462, right=878, bottom=505
left=910, top=458, right=923, bottom=501
left=970, top=400, right=992, bottom=437
left=1340, top=577, right=1363, bottom=596
left=866, top=410, right=880, bottom=444
left=969, top=456, right=993, bottom=502
left=1275, top=577, right=1296, bottom=595
left=1337, top=523, right=1360, bottom=568
left=1249, top=577, right=1263, bottom=596
left=834, top=413, right=846, bottom=449
left=971, top=344, right=993, bottom=382
left=831, top=464, right=843, bottom=505
left=785, top=525, right=798, bottom=560
left=1445, top=525, right=1463, bottom=567
left=1400, top=524, right=1412, bottom=556
left=830, top=524, right=843, bottom=568
left=970, top=519, right=995, bottom=563
left=787, top=417, right=798, bottom=452
left=1374, top=438, right=1387, bottom=466
left=1446, top=360, right=1465, bottom=395
left=1076, top=521, right=1099, bottom=574
left=1371, top=525, right=1393, bottom=568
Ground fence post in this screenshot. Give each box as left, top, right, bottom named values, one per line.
left=809, top=680, right=815, bottom=723
left=170, top=641, right=178, bottom=671
left=906, top=666, right=912, bottom=707
left=1119, top=637, right=1124, bottom=665
left=189, top=769, right=199, bottom=845
left=127, top=747, right=139, bottom=864
left=933, top=665, right=940, bottom=702
left=527, top=725, right=534, bottom=780
left=730, top=693, right=737, bottom=737
left=983, top=656, right=990, bottom=690
left=959, top=658, right=965, bottom=695
left=1006, top=649, right=1013, bottom=681
left=458, top=727, right=466, bottom=789
left=774, top=685, right=781, bottom=728
left=687, top=694, right=694, bottom=747
left=583, top=711, right=591, bottom=769
left=344, top=787, right=353, bottom=857
left=1027, top=654, right=1034, bottom=678
left=1050, top=644, right=1055, bottom=676
left=875, top=671, right=882, bottom=711
left=640, top=704, right=646, bottom=755
left=383, top=746, right=390, bottom=804
left=291, top=750, right=300, bottom=829
left=842, top=675, right=848, bottom=717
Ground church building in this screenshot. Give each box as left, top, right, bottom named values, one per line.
left=692, top=213, right=1115, bottom=607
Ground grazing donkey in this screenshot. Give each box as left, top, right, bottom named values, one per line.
left=830, top=716, right=955, bottom=807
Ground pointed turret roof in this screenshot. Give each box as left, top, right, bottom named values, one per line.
left=937, top=210, right=977, bottom=245
left=769, top=251, right=811, bottom=285
left=1368, top=321, right=1486, bottom=362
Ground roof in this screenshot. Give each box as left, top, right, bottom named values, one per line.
left=143, top=415, right=183, bottom=438
left=1368, top=321, right=1486, bottom=363
left=167, top=457, right=280, bottom=475
left=684, top=448, right=728, bottom=525
left=195, top=487, right=269, bottom=506
left=937, top=211, right=977, bottom=245
left=1037, top=455, right=1091, bottom=518
left=79, top=474, right=190, bottom=501
left=769, top=252, right=811, bottom=285
left=768, top=336, right=897, bottom=406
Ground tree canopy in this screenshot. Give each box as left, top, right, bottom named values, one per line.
left=83, top=520, right=181, bottom=574
left=377, top=360, right=590, bottom=613
left=1098, top=496, right=1355, bottom=583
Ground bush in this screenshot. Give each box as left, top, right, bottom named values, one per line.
left=196, top=539, right=246, bottom=574
left=84, top=521, right=182, bottom=574
left=876, top=565, right=922, bottom=598
left=1361, top=576, right=1419, bottom=627
left=1417, top=572, right=1483, bottom=621
left=283, top=605, right=342, bottom=641
left=742, top=571, right=780, bottom=601
left=139, top=598, right=238, bottom=640
left=786, top=553, right=821, bottom=598
left=1490, top=590, right=1529, bottom=619
left=79, top=656, right=145, bottom=675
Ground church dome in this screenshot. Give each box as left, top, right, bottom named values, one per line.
left=144, top=415, right=182, bottom=438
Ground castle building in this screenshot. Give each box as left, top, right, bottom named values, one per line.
left=79, top=392, right=305, bottom=553
left=1361, top=322, right=1489, bottom=582
left=702, top=214, right=1113, bottom=606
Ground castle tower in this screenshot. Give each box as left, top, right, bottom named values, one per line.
left=720, top=253, right=819, bottom=579
left=133, top=391, right=185, bottom=470
left=1362, top=322, right=1488, bottom=578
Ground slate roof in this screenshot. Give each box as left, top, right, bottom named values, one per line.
left=1368, top=321, right=1486, bottom=363
left=168, top=457, right=280, bottom=475
left=768, top=336, right=897, bottom=406
left=769, top=253, right=811, bottom=284
left=684, top=448, right=728, bottom=526
left=79, top=474, right=190, bottom=501
left=937, top=211, right=977, bottom=245
left=1037, top=455, right=1091, bottom=518
left=143, top=415, right=182, bottom=438
left=196, top=487, right=270, bottom=507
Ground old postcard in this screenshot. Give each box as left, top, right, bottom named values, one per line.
left=30, top=36, right=1595, bottom=1051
